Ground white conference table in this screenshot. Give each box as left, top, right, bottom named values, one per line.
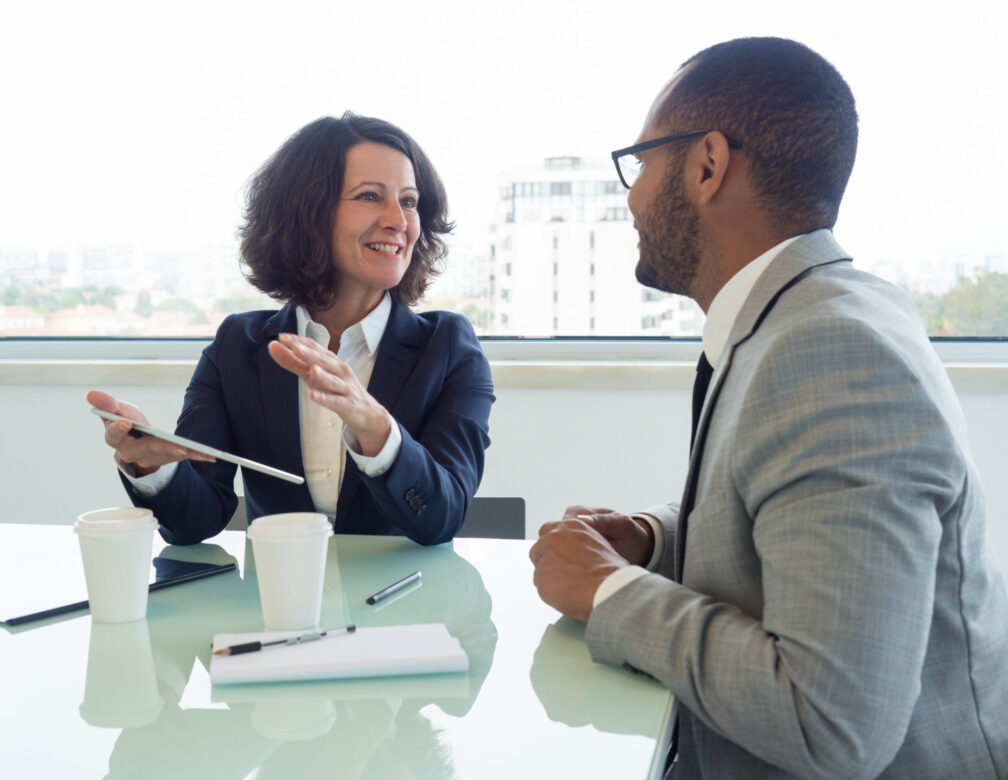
left=0, top=522, right=673, bottom=779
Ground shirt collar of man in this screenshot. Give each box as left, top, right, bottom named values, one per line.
left=294, top=292, right=392, bottom=355
left=701, top=234, right=805, bottom=368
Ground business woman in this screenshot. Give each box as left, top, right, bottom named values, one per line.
left=88, top=113, right=494, bottom=546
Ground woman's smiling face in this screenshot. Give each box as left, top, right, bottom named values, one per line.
left=330, top=141, right=420, bottom=300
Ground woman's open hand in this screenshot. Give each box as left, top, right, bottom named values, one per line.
left=268, top=333, right=391, bottom=456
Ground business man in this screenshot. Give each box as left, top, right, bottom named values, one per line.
left=530, top=37, right=1008, bottom=778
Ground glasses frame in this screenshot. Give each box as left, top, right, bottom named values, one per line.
left=611, top=130, right=743, bottom=190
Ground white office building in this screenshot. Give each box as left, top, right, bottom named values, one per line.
left=488, top=156, right=702, bottom=337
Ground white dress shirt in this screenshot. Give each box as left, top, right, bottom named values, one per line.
left=592, top=235, right=804, bottom=608
left=120, top=294, right=402, bottom=524
left=296, top=294, right=401, bottom=521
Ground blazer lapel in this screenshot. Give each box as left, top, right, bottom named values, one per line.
left=673, top=230, right=853, bottom=581
left=253, top=306, right=311, bottom=495
left=334, top=301, right=423, bottom=528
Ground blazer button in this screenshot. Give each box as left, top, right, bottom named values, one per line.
left=418, top=504, right=427, bottom=515
left=404, top=488, right=415, bottom=501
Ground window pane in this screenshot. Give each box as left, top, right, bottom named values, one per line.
left=2, top=2, right=1005, bottom=338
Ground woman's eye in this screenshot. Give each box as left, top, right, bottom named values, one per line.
left=356, top=191, right=380, bottom=202
left=400, top=196, right=418, bottom=209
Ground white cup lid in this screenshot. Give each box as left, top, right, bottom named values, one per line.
left=75, top=507, right=157, bottom=534
left=247, top=512, right=332, bottom=538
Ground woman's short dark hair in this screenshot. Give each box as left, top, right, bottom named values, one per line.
left=239, top=113, right=453, bottom=310
left=665, top=37, right=858, bottom=234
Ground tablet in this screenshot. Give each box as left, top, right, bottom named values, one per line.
left=90, top=407, right=304, bottom=485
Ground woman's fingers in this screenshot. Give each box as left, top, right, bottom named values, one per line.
left=86, top=389, right=213, bottom=471
left=267, top=339, right=310, bottom=376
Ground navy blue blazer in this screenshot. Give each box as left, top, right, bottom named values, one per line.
left=122, top=302, right=494, bottom=546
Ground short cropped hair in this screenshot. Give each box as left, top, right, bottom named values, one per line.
left=240, top=113, right=453, bottom=309
left=664, top=37, right=858, bottom=233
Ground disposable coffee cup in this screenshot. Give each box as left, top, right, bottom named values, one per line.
left=247, top=512, right=333, bottom=631
left=80, top=620, right=163, bottom=728
left=74, top=507, right=158, bottom=623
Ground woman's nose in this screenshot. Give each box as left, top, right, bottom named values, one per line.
left=380, top=200, right=407, bottom=231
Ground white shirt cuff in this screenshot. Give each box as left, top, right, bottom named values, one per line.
left=345, top=411, right=401, bottom=477
left=116, top=454, right=178, bottom=497
left=632, top=512, right=666, bottom=570
left=593, top=565, right=650, bottom=608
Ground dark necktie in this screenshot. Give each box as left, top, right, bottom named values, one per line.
left=690, top=352, right=714, bottom=451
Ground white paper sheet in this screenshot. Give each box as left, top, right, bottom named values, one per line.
left=210, top=623, right=468, bottom=686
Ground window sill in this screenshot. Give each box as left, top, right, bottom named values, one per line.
left=3, top=344, right=1008, bottom=393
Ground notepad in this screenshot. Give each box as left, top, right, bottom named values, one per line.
left=210, top=623, right=468, bottom=685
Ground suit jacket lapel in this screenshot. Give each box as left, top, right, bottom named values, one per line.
left=673, top=230, right=853, bottom=581
left=253, top=306, right=312, bottom=499
left=334, top=301, right=423, bottom=528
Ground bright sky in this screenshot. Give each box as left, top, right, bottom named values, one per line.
left=2, top=0, right=1006, bottom=269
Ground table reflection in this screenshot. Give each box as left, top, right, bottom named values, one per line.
left=529, top=618, right=664, bottom=737
left=92, top=535, right=496, bottom=779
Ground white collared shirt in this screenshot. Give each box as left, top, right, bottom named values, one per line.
left=121, top=294, right=402, bottom=522
left=592, top=234, right=807, bottom=608
left=296, top=294, right=401, bottom=521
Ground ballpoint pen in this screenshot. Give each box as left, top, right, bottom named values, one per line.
left=212, top=624, right=356, bottom=656
left=366, top=571, right=422, bottom=605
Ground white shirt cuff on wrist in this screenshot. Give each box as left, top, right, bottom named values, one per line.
left=345, top=411, right=402, bottom=477
left=633, top=512, right=666, bottom=570
left=116, top=454, right=178, bottom=497
left=593, top=565, right=650, bottom=608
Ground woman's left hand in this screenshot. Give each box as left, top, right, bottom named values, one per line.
left=268, top=333, right=391, bottom=456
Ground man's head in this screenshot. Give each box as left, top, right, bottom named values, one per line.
left=668, top=37, right=858, bottom=233
left=626, top=37, right=858, bottom=303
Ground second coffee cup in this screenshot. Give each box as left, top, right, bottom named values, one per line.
left=247, top=512, right=333, bottom=630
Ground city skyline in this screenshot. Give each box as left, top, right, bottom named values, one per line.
left=3, top=1, right=1006, bottom=338
left=3, top=2, right=1006, bottom=258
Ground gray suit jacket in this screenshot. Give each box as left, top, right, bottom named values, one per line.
left=586, top=231, right=1008, bottom=778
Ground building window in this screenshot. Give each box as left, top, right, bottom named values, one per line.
left=552, top=236, right=559, bottom=249
left=550, top=181, right=572, bottom=196
left=545, top=157, right=580, bottom=170
left=589, top=290, right=595, bottom=302
left=589, top=231, right=595, bottom=249
left=553, top=290, right=558, bottom=302
left=553, top=262, right=558, bottom=275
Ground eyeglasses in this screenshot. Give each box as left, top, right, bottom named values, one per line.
left=611, top=130, right=743, bottom=190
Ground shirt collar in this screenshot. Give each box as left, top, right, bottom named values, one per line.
left=295, top=292, right=392, bottom=355
left=701, top=234, right=805, bottom=367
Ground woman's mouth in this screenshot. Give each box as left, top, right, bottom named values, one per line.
left=365, top=242, right=402, bottom=257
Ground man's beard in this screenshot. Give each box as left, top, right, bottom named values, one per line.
left=634, top=160, right=702, bottom=297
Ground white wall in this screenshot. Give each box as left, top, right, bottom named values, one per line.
left=1, top=369, right=1006, bottom=569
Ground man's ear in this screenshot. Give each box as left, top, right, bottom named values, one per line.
left=693, top=132, right=734, bottom=206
